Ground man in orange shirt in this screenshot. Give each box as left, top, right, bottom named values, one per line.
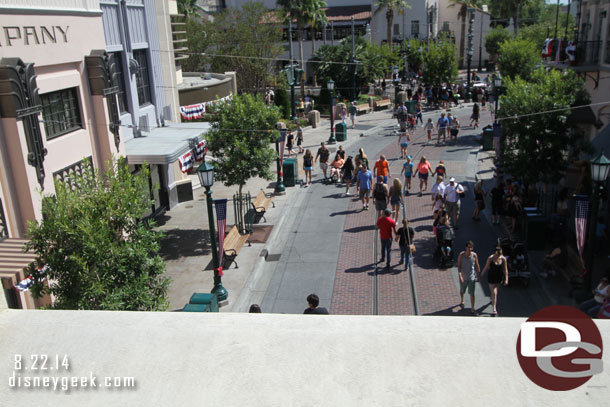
left=373, top=154, right=391, bottom=184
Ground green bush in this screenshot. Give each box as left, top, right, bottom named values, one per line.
left=274, top=88, right=290, bottom=119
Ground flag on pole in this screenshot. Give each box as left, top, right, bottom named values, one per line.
left=214, top=199, right=228, bottom=275
left=574, top=195, right=590, bottom=267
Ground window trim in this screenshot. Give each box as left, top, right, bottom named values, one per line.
left=40, top=87, right=83, bottom=140
left=133, top=49, right=152, bottom=107
left=111, top=51, right=129, bottom=114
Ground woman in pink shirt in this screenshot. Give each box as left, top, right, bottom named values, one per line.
left=413, top=156, right=432, bottom=197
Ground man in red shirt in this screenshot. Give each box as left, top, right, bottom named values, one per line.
left=377, top=208, right=397, bottom=269
left=373, top=154, right=391, bottom=184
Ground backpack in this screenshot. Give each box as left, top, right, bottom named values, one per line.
left=373, top=183, right=386, bottom=201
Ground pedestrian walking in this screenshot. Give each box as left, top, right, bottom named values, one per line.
left=397, top=103, right=408, bottom=132
left=296, top=123, right=304, bottom=154
left=389, top=178, right=403, bottom=221
left=342, top=155, right=354, bottom=196
left=377, top=208, right=398, bottom=269
left=373, top=154, right=390, bottom=184
left=490, top=181, right=504, bottom=224
left=433, top=160, right=447, bottom=178
left=450, top=115, right=460, bottom=144
left=337, top=145, right=345, bottom=160
left=413, top=156, right=432, bottom=197
left=354, top=148, right=369, bottom=194
left=423, top=118, right=434, bottom=144
left=286, top=130, right=296, bottom=157
left=480, top=246, right=509, bottom=316
left=415, top=102, right=423, bottom=125
left=314, top=142, right=330, bottom=180
left=303, top=149, right=314, bottom=186
left=398, top=130, right=410, bottom=159
left=470, top=103, right=480, bottom=128
left=349, top=101, right=357, bottom=129
left=472, top=180, right=486, bottom=221
left=357, top=164, right=373, bottom=211
left=457, top=241, right=481, bottom=315
left=303, top=293, right=329, bottom=314
left=400, top=156, right=414, bottom=195
left=396, top=219, right=415, bottom=270
left=430, top=175, right=446, bottom=203
left=442, top=177, right=465, bottom=228
left=340, top=104, right=347, bottom=124
left=373, top=179, right=390, bottom=218
left=436, top=112, right=449, bottom=144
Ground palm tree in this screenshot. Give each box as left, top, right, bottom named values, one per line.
left=448, top=0, right=480, bottom=68
left=374, top=0, right=410, bottom=48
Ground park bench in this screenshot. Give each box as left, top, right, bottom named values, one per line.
left=373, top=98, right=391, bottom=110
left=250, top=189, right=275, bottom=223
left=356, top=103, right=371, bottom=114
left=221, top=225, right=250, bottom=270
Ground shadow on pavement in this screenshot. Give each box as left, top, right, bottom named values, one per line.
left=160, top=229, right=210, bottom=260
left=344, top=225, right=375, bottom=233
left=330, top=209, right=361, bottom=217
left=344, top=263, right=374, bottom=273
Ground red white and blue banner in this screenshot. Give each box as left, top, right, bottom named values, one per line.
left=15, top=264, right=49, bottom=292
left=574, top=195, right=590, bottom=271
left=179, top=94, right=233, bottom=120
left=178, top=151, right=194, bottom=173
left=194, top=139, right=207, bottom=161
left=214, top=199, right=228, bottom=275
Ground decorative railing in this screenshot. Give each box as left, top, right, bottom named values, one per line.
left=53, top=156, right=93, bottom=190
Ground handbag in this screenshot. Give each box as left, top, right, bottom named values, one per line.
left=410, top=244, right=416, bottom=254
left=458, top=184, right=466, bottom=199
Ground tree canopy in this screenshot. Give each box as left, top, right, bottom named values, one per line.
left=485, top=27, right=511, bottom=61
left=500, top=68, right=591, bottom=184
left=422, top=39, right=458, bottom=87
left=26, top=159, right=169, bottom=311
left=497, top=38, right=540, bottom=80
left=374, top=0, right=410, bottom=46
left=205, top=94, right=282, bottom=196
left=182, top=2, right=284, bottom=94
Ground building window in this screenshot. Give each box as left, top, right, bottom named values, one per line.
left=133, top=49, right=152, bottom=106
left=442, top=21, right=450, bottom=32
left=412, top=20, right=419, bottom=36
left=40, top=88, right=83, bottom=140
left=394, top=24, right=400, bottom=36
left=111, top=52, right=129, bottom=114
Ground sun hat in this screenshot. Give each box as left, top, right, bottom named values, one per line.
left=449, top=177, right=455, bottom=182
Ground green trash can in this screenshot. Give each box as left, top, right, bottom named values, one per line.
left=182, top=303, right=210, bottom=312
left=482, top=128, right=494, bottom=151
left=335, top=122, right=347, bottom=142
left=405, top=100, right=417, bottom=114
left=189, top=292, right=218, bottom=312
left=283, top=157, right=298, bottom=187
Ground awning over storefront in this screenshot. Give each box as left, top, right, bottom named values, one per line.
left=125, top=122, right=210, bottom=165
left=568, top=105, right=597, bottom=125
left=0, top=238, right=36, bottom=283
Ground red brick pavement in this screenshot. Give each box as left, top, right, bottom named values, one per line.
left=331, top=109, right=493, bottom=315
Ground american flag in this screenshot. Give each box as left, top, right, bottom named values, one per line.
left=574, top=195, right=589, bottom=266
left=214, top=199, right=228, bottom=275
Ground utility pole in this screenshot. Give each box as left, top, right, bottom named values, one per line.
left=288, top=12, right=296, bottom=120
left=322, top=21, right=326, bottom=44
left=478, top=12, right=483, bottom=71
left=352, top=16, right=356, bottom=102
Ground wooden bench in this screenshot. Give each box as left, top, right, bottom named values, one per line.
left=221, top=225, right=250, bottom=270
left=250, top=189, right=275, bottom=223
left=373, top=98, right=391, bottom=110
left=356, top=103, right=371, bottom=114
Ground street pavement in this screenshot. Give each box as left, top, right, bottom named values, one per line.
left=159, top=98, right=561, bottom=316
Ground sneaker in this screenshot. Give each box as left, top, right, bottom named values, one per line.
left=364, top=206, right=369, bottom=211
left=345, top=192, right=351, bottom=196
left=418, top=192, right=423, bottom=197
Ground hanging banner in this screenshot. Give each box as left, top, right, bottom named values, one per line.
left=193, top=139, right=207, bottom=162
left=574, top=194, right=590, bottom=273
left=179, top=94, right=233, bottom=121
left=15, top=264, right=49, bottom=292
left=178, top=151, right=194, bottom=173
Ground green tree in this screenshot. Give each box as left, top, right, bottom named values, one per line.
left=489, top=0, right=542, bottom=32
left=448, top=0, right=480, bottom=68
left=517, top=3, right=575, bottom=50
left=177, top=0, right=198, bottom=16
left=497, top=38, right=540, bottom=80
left=485, top=27, right=511, bottom=61
left=182, top=2, right=283, bottom=94
left=205, top=94, right=282, bottom=197
left=26, top=159, right=169, bottom=311
left=274, top=88, right=290, bottom=119
left=404, top=39, right=424, bottom=72
left=374, top=0, right=410, bottom=47
left=421, top=40, right=458, bottom=87
left=500, top=68, right=591, bottom=184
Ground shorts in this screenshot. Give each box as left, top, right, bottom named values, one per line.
left=450, top=129, right=459, bottom=137
left=375, top=199, right=387, bottom=211
left=390, top=195, right=401, bottom=206
left=404, top=173, right=412, bottom=179
left=350, top=113, right=356, bottom=119
left=344, top=174, right=352, bottom=181
left=460, top=280, right=476, bottom=295
left=377, top=175, right=388, bottom=184
left=445, top=200, right=460, bottom=218
left=304, top=166, right=313, bottom=171
left=438, top=128, right=446, bottom=136
left=418, top=172, right=429, bottom=180
left=320, top=162, right=328, bottom=171
left=297, top=138, right=303, bottom=146
left=400, top=142, right=409, bottom=148
left=492, top=201, right=502, bottom=215
left=359, top=188, right=370, bottom=199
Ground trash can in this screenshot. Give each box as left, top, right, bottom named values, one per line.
left=189, top=292, right=218, bottom=312
left=182, top=303, right=210, bottom=312
left=482, top=127, right=494, bottom=151
left=335, top=122, right=347, bottom=142
left=283, top=157, right=298, bottom=187
left=406, top=100, right=417, bottom=114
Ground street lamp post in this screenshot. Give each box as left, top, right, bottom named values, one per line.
left=493, top=74, right=503, bottom=172
left=466, top=8, right=475, bottom=102
left=393, top=65, right=400, bottom=106
left=197, top=162, right=228, bottom=302
left=586, top=152, right=610, bottom=290
left=275, top=124, right=286, bottom=194
left=327, top=79, right=336, bottom=144
left=493, top=74, right=502, bottom=124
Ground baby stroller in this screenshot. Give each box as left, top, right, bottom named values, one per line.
left=435, top=224, right=455, bottom=269
left=498, top=238, right=531, bottom=287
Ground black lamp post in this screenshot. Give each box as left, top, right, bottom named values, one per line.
left=328, top=79, right=336, bottom=144
left=393, top=65, right=400, bottom=106
left=586, top=152, right=610, bottom=289
left=275, top=124, right=286, bottom=194
left=197, top=161, right=228, bottom=302
left=493, top=74, right=502, bottom=124
left=466, top=8, right=475, bottom=102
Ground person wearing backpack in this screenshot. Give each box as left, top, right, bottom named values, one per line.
left=397, top=103, right=408, bottom=132
left=373, top=180, right=389, bottom=218
left=396, top=219, right=415, bottom=270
